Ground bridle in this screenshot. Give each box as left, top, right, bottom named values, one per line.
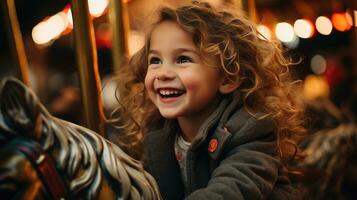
left=10, top=137, right=70, bottom=200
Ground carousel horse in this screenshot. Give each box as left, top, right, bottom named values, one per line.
left=299, top=124, right=357, bottom=200
left=296, top=99, right=357, bottom=200
left=0, top=77, right=161, bottom=200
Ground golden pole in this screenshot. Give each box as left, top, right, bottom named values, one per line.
left=230, top=0, right=242, bottom=9
left=108, top=0, right=130, bottom=71
left=226, top=0, right=257, bottom=22
left=70, top=0, right=105, bottom=135
left=247, top=0, right=257, bottom=23
left=346, top=0, right=357, bottom=108
left=1, top=0, right=30, bottom=85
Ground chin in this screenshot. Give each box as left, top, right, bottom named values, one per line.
left=160, top=114, right=177, bottom=119
left=159, top=111, right=179, bottom=119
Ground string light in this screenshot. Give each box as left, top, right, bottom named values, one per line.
left=31, top=1, right=353, bottom=48
left=310, top=54, right=327, bottom=75
left=303, top=75, right=330, bottom=100
left=275, top=22, right=295, bottom=43
left=315, top=16, right=333, bottom=35
left=88, top=0, right=108, bottom=17
left=294, top=19, right=314, bottom=38
left=257, top=25, right=271, bottom=40
left=331, top=12, right=352, bottom=31
left=32, top=12, right=68, bottom=45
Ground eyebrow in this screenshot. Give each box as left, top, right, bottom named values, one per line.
left=149, top=48, right=199, bottom=55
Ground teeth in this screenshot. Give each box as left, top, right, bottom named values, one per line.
left=158, top=89, right=182, bottom=96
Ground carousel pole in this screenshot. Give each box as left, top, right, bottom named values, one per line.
left=346, top=0, right=357, bottom=109
left=1, top=0, right=30, bottom=85
left=246, top=0, right=257, bottom=23
left=108, top=0, right=130, bottom=71
left=229, top=0, right=242, bottom=9
left=227, top=0, right=257, bottom=22
left=70, top=0, right=105, bottom=136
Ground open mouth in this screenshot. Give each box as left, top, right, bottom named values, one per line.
left=157, top=89, right=185, bottom=98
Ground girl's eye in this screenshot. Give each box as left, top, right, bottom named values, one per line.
left=149, top=57, right=162, bottom=65
left=177, top=56, right=192, bottom=64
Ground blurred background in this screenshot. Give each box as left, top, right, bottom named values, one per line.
left=0, top=0, right=356, bottom=126
left=0, top=1, right=356, bottom=198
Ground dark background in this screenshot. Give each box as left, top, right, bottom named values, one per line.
left=1, top=0, right=356, bottom=123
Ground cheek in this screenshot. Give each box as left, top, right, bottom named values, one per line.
left=144, top=72, right=156, bottom=99
left=144, top=75, right=150, bottom=91
left=179, top=71, right=218, bottom=91
left=144, top=71, right=153, bottom=90
left=177, top=71, right=197, bottom=88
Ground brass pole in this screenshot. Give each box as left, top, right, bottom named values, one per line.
left=230, top=0, right=242, bottom=9
left=247, top=0, right=257, bottom=23
left=70, top=0, right=105, bottom=135
left=346, top=0, right=357, bottom=109
left=108, top=0, right=130, bottom=71
left=1, top=0, right=30, bottom=85
left=226, top=0, right=257, bottom=22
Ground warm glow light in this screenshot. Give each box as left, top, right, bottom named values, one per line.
left=32, top=22, right=49, bottom=45
left=284, top=36, right=299, bottom=49
left=88, top=0, right=108, bottom=17
left=67, top=9, right=73, bottom=27
left=275, top=22, right=295, bottom=42
left=315, top=16, right=333, bottom=35
left=354, top=10, right=357, bottom=27
left=294, top=19, right=314, bottom=38
left=32, top=13, right=68, bottom=45
left=332, top=12, right=352, bottom=31
left=346, top=12, right=353, bottom=26
left=102, top=76, right=119, bottom=109
left=129, top=31, right=145, bottom=56
left=303, top=75, right=329, bottom=100
left=257, top=25, right=271, bottom=40
left=310, top=55, right=327, bottom=75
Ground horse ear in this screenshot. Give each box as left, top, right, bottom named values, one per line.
left=0, top=77, right=40, bottom=138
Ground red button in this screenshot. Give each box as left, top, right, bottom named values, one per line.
left=208, top=139, right=218, bottom=153
left=176, top=153, right=182, bottom=161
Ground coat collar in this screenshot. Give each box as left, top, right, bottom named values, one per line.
left=148, top=92, right=243, bottom=159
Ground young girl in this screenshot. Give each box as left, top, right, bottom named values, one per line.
left=113, top=1, right=305, bottom=199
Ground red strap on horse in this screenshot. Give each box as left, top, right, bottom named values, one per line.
left=12, top=138, right=69, bottom=200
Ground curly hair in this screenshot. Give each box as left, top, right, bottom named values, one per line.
left=110, top=2, right=306, bottom=163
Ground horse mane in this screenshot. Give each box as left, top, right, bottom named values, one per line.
left=299, top=123, right=357, bottom=199
left=0, top=78, right=161, bottom=199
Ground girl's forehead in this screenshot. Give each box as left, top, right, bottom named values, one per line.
left=150, top=21, right=185, bottom=36
left=148, top=21, right=196, bottom=50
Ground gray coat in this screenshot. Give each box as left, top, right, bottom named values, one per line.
left=143, top=93, right=301, bottom=200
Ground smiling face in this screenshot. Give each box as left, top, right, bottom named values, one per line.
left=144, top=21, right=223, bottom=121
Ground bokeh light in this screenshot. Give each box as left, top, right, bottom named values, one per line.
left=129, top=31, right=145, bottom=56
left=315, top=16, right=333, bottom=35
left=88, top=0, right=108, bottom=17
left=294, top=19, right=314, bottom=38
left=303, top=75, right=330, bottom=100
left=310, top=54, right=327, bottom=75
left=257, top=25, right=271, bottom=40
left=283, top=35, right=299, bottom=49
left=67, top=9, right=73, bottom=27
left=331, top=12, right=352, bottom=32
left=275, top=22, right=295, bottom=42
left=32, top=12, right=68, bottom=45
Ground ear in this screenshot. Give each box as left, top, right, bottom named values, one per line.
left=0, top=77, right=40, bottom=138
left=219, top=78, right=241, bottom=94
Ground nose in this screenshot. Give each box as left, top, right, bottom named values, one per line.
left=155, top=64, right=176, bottom=81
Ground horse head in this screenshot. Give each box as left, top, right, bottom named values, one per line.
left=0, top=77, right=161, bottom=199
